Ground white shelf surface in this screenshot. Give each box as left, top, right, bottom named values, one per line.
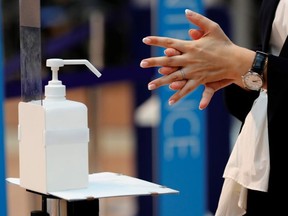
left=7, top=172, right=179, bottom=201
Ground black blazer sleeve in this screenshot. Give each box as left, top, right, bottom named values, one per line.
left=223, top=0, right=283, bottom=123
left=267, top=53, right=288, bottom=120
left=223, top=84, right=259, bottom=122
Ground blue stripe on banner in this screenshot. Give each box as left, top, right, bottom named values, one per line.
left=0, top=0, right=7, bottom=215
left=154, top=1, right=206, bottom=216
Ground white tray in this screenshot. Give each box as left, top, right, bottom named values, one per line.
left=7, top=172, right=179, bottom=201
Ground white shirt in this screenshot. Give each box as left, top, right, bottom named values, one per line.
left=270, top=0, right=288, bottom=55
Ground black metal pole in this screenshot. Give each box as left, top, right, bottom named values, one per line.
left=41, top=195, right=48, bottom=214
left=19, top=0, right=42, bottom=102
left=28, top=190, right=99, bottom=216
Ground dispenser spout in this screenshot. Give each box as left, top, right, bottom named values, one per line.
left=46, top=58, right=102, bottom=77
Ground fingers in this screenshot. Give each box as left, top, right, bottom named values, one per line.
left=167, top=79, right=233, bottom=108
left=141, top=27, right=205, bottom=54
left=140, top=54, right=185, bottom=68
left=148, top=68, right=187, bottom=90
left=189, top=29, right=204, bottom=40
left=164, top=48, right=181, bottom=56
left=142, top=36, right=190, bottom=54
left=168, top=79, right=199, bottom=105
left=158, top=66, right=179, bottom=75
left=159, top=48, right=182, bottom=75
left=169, top=80, right=187, bottom=90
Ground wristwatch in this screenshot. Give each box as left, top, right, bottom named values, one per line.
left=242, top=51, right=268, bottom=91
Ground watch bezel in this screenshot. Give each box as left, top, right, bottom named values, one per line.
left=242, top=70, right=264, bottom=91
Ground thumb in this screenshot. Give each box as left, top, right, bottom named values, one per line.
left=199, top=86, right=215, bottom=110
left=199, top=80, right=233, bottom=110
left=185, top=9, right=217, bottom=35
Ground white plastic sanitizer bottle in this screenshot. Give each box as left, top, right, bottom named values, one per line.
left=18, top=58, right=101, bottom=194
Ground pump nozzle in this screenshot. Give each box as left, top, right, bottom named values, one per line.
left=45, top=58, right=102, bottom=100
left=46, top=58, right=102, bottom=77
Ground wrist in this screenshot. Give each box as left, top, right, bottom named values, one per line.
left=232, top=47, right=255, bottom=87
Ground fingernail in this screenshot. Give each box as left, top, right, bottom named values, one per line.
left=169, top=99, right=175, bottom=106
left=142, top=37, right=151, bottom=44
left=140, top=60, right=148, bottom=68
left=199, top=104, right=205, bottom=110
left=148, top=84, right=156, bottom=90
left=185, top=9, right=194, bottom=16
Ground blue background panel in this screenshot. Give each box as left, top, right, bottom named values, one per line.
left=154, top=1, right=206, bottom=215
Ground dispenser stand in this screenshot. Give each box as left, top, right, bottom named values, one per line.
left=29, top=191, right=51, bottom=216
left=29, top=190, right=99, bottom=216
left=7, top=172, right=178, bottom=216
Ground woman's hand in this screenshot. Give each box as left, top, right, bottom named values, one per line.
left=140, top=9, right=255, bottom=108
left=161, top=28, right=229, bottom=109
left=164, top=48, right=233, bottom=109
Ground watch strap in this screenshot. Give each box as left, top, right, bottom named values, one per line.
left=251, top=51, right=268, bottom=74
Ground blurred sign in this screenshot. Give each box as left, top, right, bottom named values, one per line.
left=153, top=1, right=207, bottom=216
left=0, top=0, right=7, bottom=214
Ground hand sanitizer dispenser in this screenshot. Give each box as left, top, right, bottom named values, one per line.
left=18, top=59, right=101, bottom=194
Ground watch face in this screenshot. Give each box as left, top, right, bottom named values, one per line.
left=242, top=72, right=263, bottom=91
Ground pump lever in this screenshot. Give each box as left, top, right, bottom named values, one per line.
left=46, top=58, right=102, bottom=78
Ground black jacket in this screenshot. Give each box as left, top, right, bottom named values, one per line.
left=224, top=0, right=288, bottom=213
